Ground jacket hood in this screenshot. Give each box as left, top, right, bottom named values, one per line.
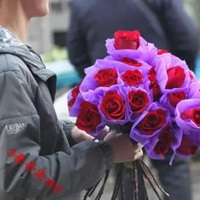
left=0, top=27, right=57, bottom=99
left=0, top=27, right=56, bottom=81
left=0, top=26, right=46, bottom=71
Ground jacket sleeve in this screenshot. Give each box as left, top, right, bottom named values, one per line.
left=67, top=2, right=92, bottom=79
left=0, top=66, right=113, bottom=199
left=146, top=0, right=199, bottom=71
left=61, top=120, right=77, bottom=146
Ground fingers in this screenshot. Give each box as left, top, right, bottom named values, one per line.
left=103, top=130, right=118, bottom=141
left=74, top=125, right=111, bottom=142
left=79, top=133, right=94, bottom=141
left=97, top=126, right=110, bottom=140
left=71, top=126, right=94, bottom=142
left=71, top=126, right=143, bottom=162
left=133, top=149, right=143, bottom=160
left=127, top=139, right=143, bottom=161
left=108, top=133, right=143, bottom=163
left=102, top=126, right=110, bottom=133
left=131, top=140, right=143, bottom=161
left=71, top=125, right=111, bottom=143
left=132, top=143, right=143, bottom=152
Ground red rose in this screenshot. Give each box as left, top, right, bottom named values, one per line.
left=154, top=142, right=169, bottom=156
left=121, top=58, right=142, bottom=67
left=189, top=72, right=195, bottom=80
left=68, top=85, right=80, bottom=107
left=128, top=90, right=150, bottom=114
left=180, top=107, right=200, bottom=127
left=94, top=68, right=118, bottom=87
left=157, top=49, right=169, bottom=55
left=177, top=135, right=198, bottom=155
left=137, top=108, right=166, bottom=135
left=147, top=67, right=161, bottom=101
left=149, top=81, right=161, bottom=101
left=76, top=101, right=101, bottom=132
left=100, top=91, right=126, bottom=120
left=154, top=126, right=173, bottom=156
left=121, top=70, right=142, bottom=86
left=193, top=109, right=200, bottom=126
left=148, top=67, right=157, bottom=82
left=166, top=66, right=186, bottom=89
left=168, top=91, right=186, bottom=107
left=114, top=30, right=140, bottom=50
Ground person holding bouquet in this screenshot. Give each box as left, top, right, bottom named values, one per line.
left=67, top=0, right=199, bottom=200
left=0, top=0, right=143, bottom=200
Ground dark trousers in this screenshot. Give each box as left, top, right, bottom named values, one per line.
left=151, top=157, right=192, bottom=200
left=118, top=156, right=192, bottom=200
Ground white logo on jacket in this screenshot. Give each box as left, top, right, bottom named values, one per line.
left=6, top=123, right=27, bottom=135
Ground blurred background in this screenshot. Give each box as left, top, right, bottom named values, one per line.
left=26, top=0, right=200, bottom=92
left=27, top=0, right=200, bottom=199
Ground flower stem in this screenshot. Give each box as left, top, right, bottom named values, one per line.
left=120, top=167, right=125, bottom=200
left=140, top=159, right=169, bottom=197
left=139, top=160, right=162, bottom=200
left=111, top=164, right=123, bottom=200
left=140, top=166, right=149, bottom=200
left=133, top=161, right=139, bottom=200
left=95, top=170, right=110, bottom=200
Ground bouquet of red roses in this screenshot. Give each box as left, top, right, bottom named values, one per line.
left=68, top=30, right=200, bottom=200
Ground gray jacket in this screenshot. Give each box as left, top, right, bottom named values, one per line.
left=0, top=28, right=112, bottom=200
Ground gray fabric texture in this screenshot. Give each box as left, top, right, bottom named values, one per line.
left=0, top=27, right=113, bottom=200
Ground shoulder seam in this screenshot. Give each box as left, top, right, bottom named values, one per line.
left=0, top=54, right=26, bottom=75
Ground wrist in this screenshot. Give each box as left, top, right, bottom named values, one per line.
left=97, top=141, right=114, bottom=169
left=62, top=120, right=76, bottom=146
left=62, top=120, right=75, bottom=136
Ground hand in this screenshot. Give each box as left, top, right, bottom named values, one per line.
left=71, top=126, right=110, bottom=143
left=71, top=126, right=94, bottom=143
left=106, top=133, right=143, bottom=163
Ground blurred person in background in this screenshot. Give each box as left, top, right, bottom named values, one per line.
left=0, top=0, right=143, bottom=199
left=67, top=0, right=199, bottom=200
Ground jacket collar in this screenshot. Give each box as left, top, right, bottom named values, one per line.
left=0, top=27, right=57, bottom=101
left=0, top=26, right=48, bottom=72
left=0, top=26, right=24, bottom=48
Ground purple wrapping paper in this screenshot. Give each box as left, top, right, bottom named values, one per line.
left=159, top=87, right=189, bottom=114
left=106, top=37, right=157, bottom=64
left=68, top=30, right=200, bottom=160
left=175, top=99, right=200, bottom=132
left=130, top=103, right=170, bottom=145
